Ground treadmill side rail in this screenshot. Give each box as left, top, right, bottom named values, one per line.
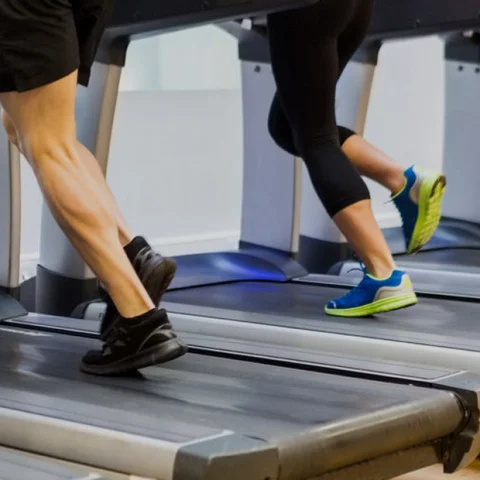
left=434, top=372, right=480, bottom=473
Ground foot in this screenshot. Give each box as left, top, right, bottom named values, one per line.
left=325, top=270, right=417, bottom=317
left=81, top=309, right=188, bottom=376
left=393, top=166, right=446, bottom=254
left=101, top=238, right=177, bottom=340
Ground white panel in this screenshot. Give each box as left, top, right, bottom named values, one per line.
left=240, top=62, right=301, bottom=253
left=442, top=59, right=480, bottom=222
left=107, top=89, right=243, bottom=241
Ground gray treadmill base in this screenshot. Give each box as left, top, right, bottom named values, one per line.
left=169, top=248, right=307, bottom=290
left=0, top=325, right=470, bottom=480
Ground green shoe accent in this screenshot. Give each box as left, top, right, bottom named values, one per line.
left=408, top=173, right=447, bottom=254
left=325, top=292, right=418, bottom=318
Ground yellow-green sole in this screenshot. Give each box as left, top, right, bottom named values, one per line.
left=408, top=174, right=447, bottom=254
left=325, top=293, right=418, bottom=318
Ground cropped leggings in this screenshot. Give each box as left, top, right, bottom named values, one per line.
left=267, top=0, right=374, bottom=217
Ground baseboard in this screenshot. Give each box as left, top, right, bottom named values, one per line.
left=19, top=230, right=241, bottom=281
left=149, top=230, right=240, bottom=256
left=19, top=253, right=40, bottom=283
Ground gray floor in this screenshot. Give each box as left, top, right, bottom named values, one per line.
left=164, top=281, right=480, bottom=351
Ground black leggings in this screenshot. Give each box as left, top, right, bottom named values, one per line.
left=267, top=0, right=374, bottom=217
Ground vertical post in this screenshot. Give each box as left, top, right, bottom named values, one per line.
left=0, top=128, right=21, bottom=290
left=240, top=60, right=302, bottom=254
left=36, top=61, right=123, bottom=315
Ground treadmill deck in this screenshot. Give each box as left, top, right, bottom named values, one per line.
left=0, top=326, right=464, bottom=480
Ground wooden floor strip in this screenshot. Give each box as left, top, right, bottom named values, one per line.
left=396, top=462, right=480, bottom=479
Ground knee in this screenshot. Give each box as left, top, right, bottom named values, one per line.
left=21, top=131, right=77, bottom=171
left=1, top=110, right=21, bottom=151
left=299, top=133, right=340, bottom=163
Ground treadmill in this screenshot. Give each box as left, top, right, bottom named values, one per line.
left=3, top=1, right=480, bottom=479
left=48, top=0, right=480, bottom=376
left=2, top=323, right=480, bottom=479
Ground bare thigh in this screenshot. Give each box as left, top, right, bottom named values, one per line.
left=0, top=71, right=78, bottom=162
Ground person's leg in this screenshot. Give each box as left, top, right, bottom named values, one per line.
left=76, top=143, right=135, bottom=245
left=268, top=0, right=416, bottom=316
left=1, top=76, right=187, bottom=374
left=338, top=126, right=447, bottom=253
left=3, top=107, right=135, bottom=246
left=0, top=73, right=153, bottom=317
left=269, top=99, right=402, bottom=195
left=267, top=0, right=395, bottom=279
left=338, top=127, right=404, bottom=193
left=270, top=101, right=446, bottom=255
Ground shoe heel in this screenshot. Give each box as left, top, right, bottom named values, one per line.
left=146, top=258, right=177, bottom=307
left=409, top=173, right=447, bottom=254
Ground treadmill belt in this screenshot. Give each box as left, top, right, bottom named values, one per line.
left=164, top=281, right=480, bottom=351
left=0, top=326, right=463, bottom=480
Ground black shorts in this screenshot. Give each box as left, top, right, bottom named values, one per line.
left=0, top=0, right=114, bottom=93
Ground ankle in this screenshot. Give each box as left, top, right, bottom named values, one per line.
left=364, top=258, right=395, bottom=280
left=387, top=170, right=406, bottom=195
left=124, top=236, right=150, bottom=263
left=123, top=308, right=156, bottom=321
left=369, top=265, right=395, bottom=280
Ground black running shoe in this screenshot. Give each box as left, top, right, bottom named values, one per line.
left=100, top=242, right=176, bottom=340
left=81, top=309, right=188, bottom=376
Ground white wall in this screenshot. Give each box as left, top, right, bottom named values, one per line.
left=18, top=30, right=447, bottom=279
left=107, top=89, right=243, bottom=255
left=120, top=26, right=241, bottom=92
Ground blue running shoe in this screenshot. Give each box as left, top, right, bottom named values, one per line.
left=393, top=166, right=446, bottom=254
left=325, top=270, right=417, bottom=317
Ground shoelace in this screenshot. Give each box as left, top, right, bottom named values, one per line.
left=347, top=256, right=367, bottom=275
